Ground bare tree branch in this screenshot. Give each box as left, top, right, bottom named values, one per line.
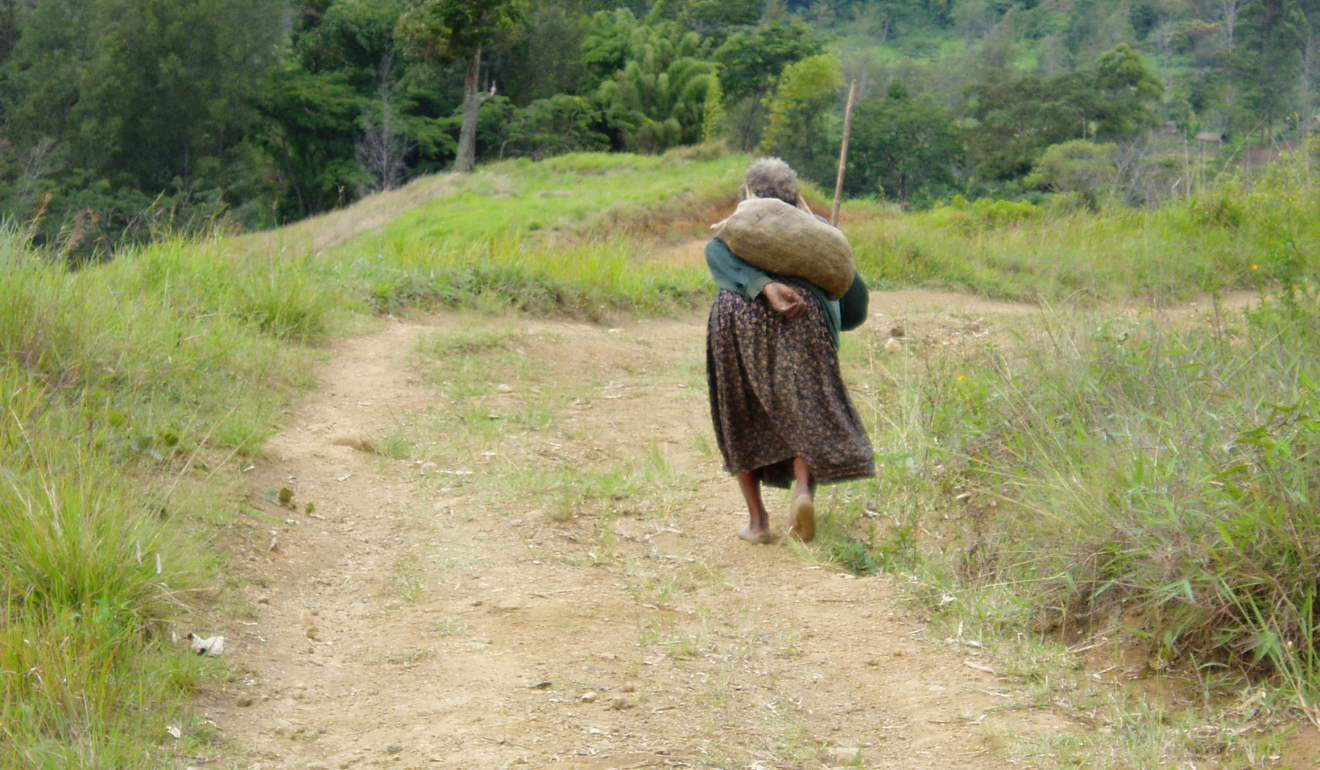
left=356, top=56, right=414, bottom=196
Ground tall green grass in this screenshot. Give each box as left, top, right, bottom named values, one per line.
left=858, top=285, right=1320, bottom=716
left=847, top=144, right=1320, bottom=302
left=0, top=443, right=210, bottom=767
left=0, top=235, right=322, bottom=765
left=345, top=236, right=709, bottom=317
left=317, top=151, right=741, bottom=316
left=367, top=150, right=744, bottom=246
left=231, top=150, right=743, bottom=318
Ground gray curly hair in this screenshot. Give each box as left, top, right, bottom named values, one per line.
left=742, top=157, right=799, bottom=204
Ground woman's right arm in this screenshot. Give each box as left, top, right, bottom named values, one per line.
left=706, top=237, right=807, bottom=318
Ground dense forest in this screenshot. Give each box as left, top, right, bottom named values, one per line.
left=0, top=0, right=1317, bottom=255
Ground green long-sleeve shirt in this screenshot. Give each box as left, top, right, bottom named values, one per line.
left=705, top=236, right=868, bottom=347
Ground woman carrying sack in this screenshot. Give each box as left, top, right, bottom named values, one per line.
left=705, top=157, right=874, bottom=544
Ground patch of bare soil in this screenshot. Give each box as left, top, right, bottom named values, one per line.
left=201, top=290, right=1275, bottom=770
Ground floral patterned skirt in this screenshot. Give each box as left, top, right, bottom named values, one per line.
left=705, top=281, right=875, bottom=489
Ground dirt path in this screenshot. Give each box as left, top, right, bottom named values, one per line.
left=200, top=291, right=1190, bottom=770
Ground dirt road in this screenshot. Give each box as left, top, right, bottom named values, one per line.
left=201, top=291, right=1109, bottom=770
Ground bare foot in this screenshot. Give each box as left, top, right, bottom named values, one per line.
left=737, top=525, right=776, bottom=545
left=789, top=493, right=815, bottom=542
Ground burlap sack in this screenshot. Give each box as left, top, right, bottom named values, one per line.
left=711, top=197, right=855, bottom=300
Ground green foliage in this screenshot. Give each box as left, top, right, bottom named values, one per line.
left=713, top=21, right=822, bottom=150
left=713, top=21, right=823, bottom=105
left=595, top=16, right=718, bottom=153
left=492, top=2, right=592, bottom=104
left=824, top=537, right=881, bottom=575
left=2, top=0, right=1320, bottom=248
left=760, top=54, right=844, bottom=183
left=296, top=0, right=406, bottom=84
left=846, top=82, right=962, bottom=204
left=907, top=288, right=1320, bottom=711
left=0, top=0, right=285, bottom=248
left=678, top=0, right=761, bottom=41
left=7, top=0, right=282, bottom=191
left=395, top=0, right=528, bottom=67
left=230, top=253, right=335, bottom=341
left=1092, top=43, right=1166, bottom=135
left=837, top=154, right=1320, bottom=717
left=964, top=45, right=1164, bottom=181
left=849, top=148, right=1320, bottom=300
left=397, top=0, right=530, bottom=172
left=235, top=150, right=747, bottom=316
left=582, top=8, right=643, bottom=84
left=275, top=0, right=458, bottom=209
left=701, top=74, right=725, bottom=143
left=1232, top=0, right=1311, bottom=129
left=1024, top=139, right=1119, bottom=208
left=257, top=66, right=369, bottom=219
left=2, top=141, right=1318, bottom=764
left=481, top=94, right=610, bottom=160
left=0, top=227, right=321, bottom=764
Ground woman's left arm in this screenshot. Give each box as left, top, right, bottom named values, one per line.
left=706, top=237, right=773, bottom=300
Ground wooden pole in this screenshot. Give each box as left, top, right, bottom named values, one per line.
left=831, top=79, right=858, bottom=227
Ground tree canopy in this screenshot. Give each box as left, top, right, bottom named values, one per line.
left=847, top=82, right=962, bottom=204
left=397, top=0, right=529, bottom=172
left=0, top=0, right=1315, bottom=254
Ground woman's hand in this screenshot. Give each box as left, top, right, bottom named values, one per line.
left=763, top=282, right=808, bottom=319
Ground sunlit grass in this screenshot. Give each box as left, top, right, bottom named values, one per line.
left=0, top=231, right=317, bottom=765
left=848, top=151, right=1320, bottom=301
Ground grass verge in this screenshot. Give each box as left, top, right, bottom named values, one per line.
left=0, top=233, right=318, bottom=765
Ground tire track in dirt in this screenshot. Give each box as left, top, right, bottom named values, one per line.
left=203, top=302, right=1075, bottom=770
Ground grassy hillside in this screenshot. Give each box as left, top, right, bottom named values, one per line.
left=2, top=145, right=1320, bottom=765
left=850, top=169, right=1319, bottom=301
left=239, top=150, right=747, bottom=317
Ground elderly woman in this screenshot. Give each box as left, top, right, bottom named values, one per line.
left=706, top=158, right=874, bottom=544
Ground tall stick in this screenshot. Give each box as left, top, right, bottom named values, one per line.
left=831, top=79, right=858, bottom=227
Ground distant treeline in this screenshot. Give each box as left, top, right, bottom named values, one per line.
left=0, top=0, right=1316, bottom=255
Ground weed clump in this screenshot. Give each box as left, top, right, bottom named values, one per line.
left=888, top=283, right=1320, bottom=715
left=0, top=230, right=318, bottom=763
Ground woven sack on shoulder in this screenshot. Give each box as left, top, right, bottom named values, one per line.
left=710, top=197, right=855, bottom=300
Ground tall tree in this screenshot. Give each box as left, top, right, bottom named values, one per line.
left=677, top=0, right=760, bottom=42
left=1217, top=0, right=1251, bottom=51
left=1092, top=43, right=1165, bottom=137
left=760, top=54, right=843, bottom=184
left=0, top=0, right=19, bottom=63
left=1, top=0, right=284, bottom=218
left=1024, top=139, right=1118, bottom=209
left=1233, top=0, right=1310, bottom=133
left=257, top=66, right=366, bottom=217
left=714, top=21, right=822, bottom=149
left=846, top=82, right=962, bottom=205
left=490, top=2, right=590, bottom=105
left=964, top=45, right=1163, bottom=181
left=297, top=0, right=407, bottom=86
left=396, top=0, right=529, bottom=173
left=595, top=18, right=717, bottom=152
